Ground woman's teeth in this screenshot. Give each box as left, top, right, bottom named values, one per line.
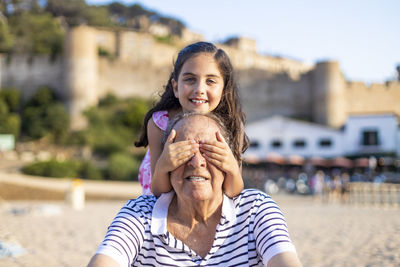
left=187, top=176, right=206, bottom=181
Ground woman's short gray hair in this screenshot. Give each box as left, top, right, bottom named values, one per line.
left=162, top=112, right=232, bottom=151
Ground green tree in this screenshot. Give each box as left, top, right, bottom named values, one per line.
left=44, top=103, right=70, bottom=141
left=78, top=95, right=149, bottom=157
left=45, top=0, right=87, bottom=26
left=1, top=0, right=23, bottom=17
left=0, top=87, right=20, bottom=112
left=83, top=123, right=132, bottom=156
left=127, top=3, right=154, bottom=17
left=84, top=5, right=112, bottom=27
left=98, top=92, right=118, bottom=107
left=0, top=112, right=21, bottom=138
left=22, top=159, right=80, bottom=178
left=25, top=85, right=55, bottom=107
left=0, top=89, right=21, bottom=138
left=8, top=12, right=64, bottom=58
left=118, top=98, right=149, bottom=133
left=79, top=161, right=103, bottom=180
left=107, top=152, right=139, bottom=181
left=0, top=16, right=13, bottom=52
left=22, top=86, right=69, bottom=142
left=22, top=106, right=45, bottom=138
left=0, top=98, right=7, bottom=116
left=0, top=0, right=43, bottom=16
left=108, top=2, right=127, bottom=18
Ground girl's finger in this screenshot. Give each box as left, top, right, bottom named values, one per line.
left=176, top=149, right=197, bottom=159
left=202, top=150, right=224, bottom=162
left=166, top=129, right=176, bottom=144
left=172, top=140, right=198, bottom=153
left=173, top=149, right=200, bottom=167
left=202, top=153, right=222, bottom=169
left=216, top=131, right=226, bottom=143
left=200, top=143, right=225, bottom=153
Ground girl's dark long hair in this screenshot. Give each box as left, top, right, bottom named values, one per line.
left=135, top=41, right=249, bottom=162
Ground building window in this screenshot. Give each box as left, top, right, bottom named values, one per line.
left=319, top=138, right=332, bottom=148
left=271, top=140, right=282, bottom=148
left=249, top=141, right=260, bottom=148
left=293, top=139, right=306, bottom=148
left=362, top=130, right=379, bottom=146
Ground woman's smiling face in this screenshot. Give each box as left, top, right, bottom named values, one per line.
left=169, top=115, right=225, bottom=202
left=172, top=53, right=224, bottom=114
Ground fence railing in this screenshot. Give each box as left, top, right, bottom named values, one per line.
left=349, top=182, right=400, bottom=207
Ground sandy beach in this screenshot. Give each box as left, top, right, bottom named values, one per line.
left=1, top=165, right=400, bottom=266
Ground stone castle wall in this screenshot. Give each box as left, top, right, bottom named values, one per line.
left=345, top=81, right=400, bottom=117
left=0, top=55, right=64, bottom=101
left=97, top=58, right=171, bottom=99
left=0, top=25, right=399, bottom=129
left=237, top=69, right=313, bottom=122
left=220, top=44, right=313, bottom=80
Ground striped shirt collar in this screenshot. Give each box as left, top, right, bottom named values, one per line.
left=151, top=191, right=236, bottom=236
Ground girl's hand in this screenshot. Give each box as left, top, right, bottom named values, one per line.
left=156, top=129, right=199, bottom=173
left=199, top=131, right=240, bottom=176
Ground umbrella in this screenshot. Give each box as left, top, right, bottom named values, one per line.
left=265, top=152, right=285, bottom=165
left=329, top=157, right=353, bottom=168
left=354, top=157, right=369, bottom=168
left=287, top=155, right=305, bottom=165
left=243, top=153, right=260, bottom=164
left=309, top=156, right=329, bottom=167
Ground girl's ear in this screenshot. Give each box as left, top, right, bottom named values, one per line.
left=172, top=78, right=178, bottom=98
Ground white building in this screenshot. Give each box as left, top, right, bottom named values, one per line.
left=344, top=114, right=400, bottom=156
left=244, top=114, right=400, bottom=162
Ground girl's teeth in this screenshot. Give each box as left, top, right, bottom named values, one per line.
left=191, top=100, right=206, bottom=104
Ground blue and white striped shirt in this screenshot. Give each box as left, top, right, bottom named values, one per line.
left=96, top=189, right=296, bottom=266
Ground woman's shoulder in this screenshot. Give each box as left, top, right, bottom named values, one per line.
left=238, top=188, right=269, bottom=197
left=122, top=195, right=158, bottom=216
left=234, top=189, right=275, bottom=206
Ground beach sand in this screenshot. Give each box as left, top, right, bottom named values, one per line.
left=1, top=179, right=400, bottom=266
left=275, top=196, right=400, bottom=267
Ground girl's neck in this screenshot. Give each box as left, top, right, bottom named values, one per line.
left=168, top=107, right=183, bottom=118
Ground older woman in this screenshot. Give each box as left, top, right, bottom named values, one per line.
left=88, top=113, right=301, bottom=267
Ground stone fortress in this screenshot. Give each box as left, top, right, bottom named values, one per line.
left=1, top=25, right=399, bottom=129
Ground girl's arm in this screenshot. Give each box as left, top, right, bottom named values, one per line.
left=148, top=119, right=199, bottom=196
left=148, top=118, right=171, bottom=196
left=200, top=131, right=244, bottom=197
left=223, top=163, right=244, bottom=198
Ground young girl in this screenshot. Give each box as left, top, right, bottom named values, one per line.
left=135, top=41, right=249, bottom=197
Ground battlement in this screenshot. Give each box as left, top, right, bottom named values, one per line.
left=219, top=44, right=313, bottom=80
left=224, top=37, right=257, bottom=53
left=92, top=29, right=314, bottom=79
left=347, top=81, right=400, bottom=91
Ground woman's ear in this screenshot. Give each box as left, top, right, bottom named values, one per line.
left=172, top=79, right=178, bottom=98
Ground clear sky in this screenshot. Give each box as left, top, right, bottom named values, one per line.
left=86, top=0, right=400, bottom=83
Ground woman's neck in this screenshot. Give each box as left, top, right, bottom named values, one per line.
left=167, top=194, right=223, bottom=258
left=169, top=194, right=223, bottom=227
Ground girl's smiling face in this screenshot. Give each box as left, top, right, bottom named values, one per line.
left=172, top=53, right=224, bottom=114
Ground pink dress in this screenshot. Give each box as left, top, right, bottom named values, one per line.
left=138, top=110, right=169, bottom=195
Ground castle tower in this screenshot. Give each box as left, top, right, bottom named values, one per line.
left=63, top=25, right=99, bottom=130
left=311, top=61, right=346, bottom=128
